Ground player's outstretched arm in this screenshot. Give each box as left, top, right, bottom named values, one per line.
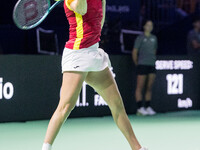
left=70, top=0, right=87, bottom=15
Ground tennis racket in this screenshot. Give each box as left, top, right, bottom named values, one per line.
left=13, top=0, right=63, bottom=30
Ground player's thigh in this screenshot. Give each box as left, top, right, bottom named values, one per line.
left=58, top=71, right=88, bottom=109
left=85, top=67, right=123, bottom=108
left=136, top=75, right=147, bottom=90
left=147, top=73, right=156, bottom=90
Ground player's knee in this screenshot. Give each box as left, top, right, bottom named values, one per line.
left=146, top=86, right=152, bottom=93
left=110, top=99, right=124, bottom=114
left=64, top=103, right=75, bottom=113
left=57, top=101, right=75, bottom=116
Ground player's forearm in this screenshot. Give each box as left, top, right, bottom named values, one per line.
left=132, top=49, right=138, bottom=65
left=70, top=0, right=87, bottom=15
left=101, top=0, right=106, bottom=28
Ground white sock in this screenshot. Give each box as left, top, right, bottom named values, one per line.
left=139, top=147, right=148, bottom=150
left=42, top=143, right=52, bottom=150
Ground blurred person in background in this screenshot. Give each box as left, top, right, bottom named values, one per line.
left=176, top=0, right=198, bottom=14
left=187, top=16, right=200, bottom=55
left=132, top=20, right=157, bottom=116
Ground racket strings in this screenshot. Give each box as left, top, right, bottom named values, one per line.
left=13, top=0, right=50, bottom=29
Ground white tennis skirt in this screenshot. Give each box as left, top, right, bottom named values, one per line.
left=61, top=43, right=111, bottom=73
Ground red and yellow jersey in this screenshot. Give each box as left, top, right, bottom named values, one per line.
left=64, top=0, right=103, bottom=50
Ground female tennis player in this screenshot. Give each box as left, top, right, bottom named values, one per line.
left=42, top=0, right=147, bottom=150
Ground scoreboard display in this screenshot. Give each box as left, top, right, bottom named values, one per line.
left=152, top=56, right=200, bottom=112
left=0, top=55, right=199, bottom=122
